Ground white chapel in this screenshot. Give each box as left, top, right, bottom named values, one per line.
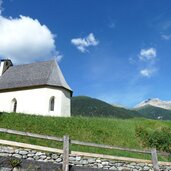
left=0, top=59, right=72, bottom=117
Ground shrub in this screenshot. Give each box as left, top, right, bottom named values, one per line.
left=135, top=126, right=171, bottom=153
left=9, top=158, right=22, bottom=168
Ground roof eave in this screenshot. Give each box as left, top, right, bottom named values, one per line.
left=0, top=84, right=73, bottom=95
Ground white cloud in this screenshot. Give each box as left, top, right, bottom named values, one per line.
left=0, top=14, right=61, bottom=64
left=161, top=34, right=171, bottom=40
left=71, top=33, right=99, bottom=53
left=139, top=48, right=156, bottom=61
left=131, top=47, right=158, bottom=78
left=140, top=68, right=155, bottom=77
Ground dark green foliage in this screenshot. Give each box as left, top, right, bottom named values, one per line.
left=9, top=158, right=22, bottom=168
left=71, top=96, right=140, bottom=119
left=135, top=105, right=171, bottom=120
left=135, top=126, right=171, bottom=152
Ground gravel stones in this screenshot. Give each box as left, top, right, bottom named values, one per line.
left=56, top=158, right=62, bottom=162
left=18, top=150, right=28, bottom=155
left=0, top=146, right=171, bottom=171
left=0, top=153, right=10, bottom=157
left=88, top=158, right=96, bottom=164
left=0, top=168, right=12, bottom=171
left=51, top=154, right=58, bottom=159
left=76, top=156, right=81, bottom=161
left=12, top=154, right=22, bottom=159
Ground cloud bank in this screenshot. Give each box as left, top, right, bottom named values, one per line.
left=0, top=1, right=61, bottom=64
left=71, top=33, right=99, bottom=53
left=0, top=15, right=61, bottom=64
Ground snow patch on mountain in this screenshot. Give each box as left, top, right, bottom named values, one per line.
left=135, top=98, right=171, bottom=110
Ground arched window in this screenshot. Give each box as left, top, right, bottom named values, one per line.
left=11, top=98, right=17, bottom=112
left=49, top=96, right=55, bottom=111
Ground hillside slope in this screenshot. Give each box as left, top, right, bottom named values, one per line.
left=0, top=113, right=171, bottom=161
left=135, top=105, right=171, bottom=120
left=71, top=96, right=140, bottom=119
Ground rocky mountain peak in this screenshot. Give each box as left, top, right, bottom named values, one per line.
left=135, top=98, right=171, bottom=110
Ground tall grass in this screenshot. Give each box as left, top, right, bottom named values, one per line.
left=0, top=112, right=171, bottom=161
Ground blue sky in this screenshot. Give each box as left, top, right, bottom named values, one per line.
left=0, top=0, right=171, bottom=107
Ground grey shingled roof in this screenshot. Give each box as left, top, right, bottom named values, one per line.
left=0, top=59, right=72, bottom=92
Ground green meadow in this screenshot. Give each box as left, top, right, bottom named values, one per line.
left=0, top=112, right=171, bottom=161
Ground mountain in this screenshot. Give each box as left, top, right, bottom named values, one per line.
left=135, top=98, right=171, bottom=110
left=135, top=104, right=171, bottom=120
left=111, top=103, right=126, bottom=108
left=71, top=96, right=140, bottom=119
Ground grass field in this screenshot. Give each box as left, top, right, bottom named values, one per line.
left=0, top=112, right=171, bottom=161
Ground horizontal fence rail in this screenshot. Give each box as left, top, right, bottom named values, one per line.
left=0, top=128, right=167, bottom=171
left=71, top=140, right=151, bottom=154
left=0, top=128, right=63, bottom=142
left=0, top=139, right=63, bottom=153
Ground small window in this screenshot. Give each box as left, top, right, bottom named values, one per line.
left=49, top=96, right=55, bottom=111
left=11, top=98, right=17, bottom=112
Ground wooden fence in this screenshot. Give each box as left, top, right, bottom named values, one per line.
left=0, top=128, right=169, bottom=171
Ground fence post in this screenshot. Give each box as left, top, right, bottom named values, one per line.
left=151, top=148, right=160, bottom=171
left=63, top=135, right=70, bottom=171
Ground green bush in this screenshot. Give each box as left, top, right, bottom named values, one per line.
left=9, top=158, right=22, bottom=168
left=135, top=126, right=171, bottom=153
